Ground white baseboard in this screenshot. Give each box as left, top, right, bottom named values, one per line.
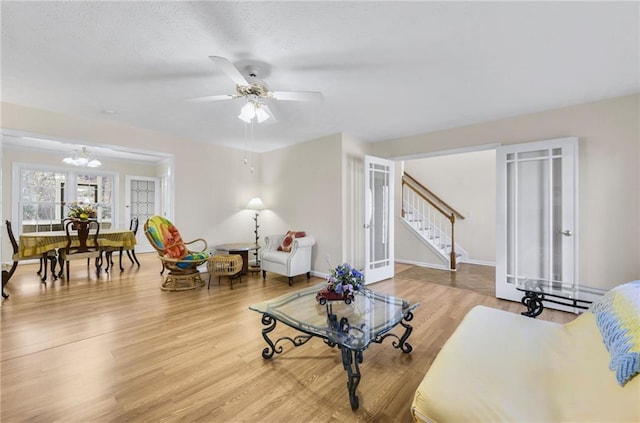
left=313, top=260, right=495, bottom=277
left=458, top=258, right=496, bottom=267
left=311, top=270, right=328, bottom=279
left=395, top=259, right=449, bottom=271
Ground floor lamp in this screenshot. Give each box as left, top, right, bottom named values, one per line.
left=247, top=197, right=266, bottom=266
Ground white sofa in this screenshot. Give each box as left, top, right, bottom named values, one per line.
left=261, top=233, right=315, bottom=286
left=411, top=300, right=640, bottom=422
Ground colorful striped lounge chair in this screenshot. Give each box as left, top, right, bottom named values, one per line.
left=144, top=215, right=209, bottom=291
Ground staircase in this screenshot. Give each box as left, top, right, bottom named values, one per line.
left=401, top=173, right=468, bottom=270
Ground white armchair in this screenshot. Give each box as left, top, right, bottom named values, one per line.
left=261, top=233, right=316, bottom=286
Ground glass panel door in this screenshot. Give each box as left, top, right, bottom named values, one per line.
left=125, top=176, right=161, bottom=253
left=364, top=155, right=394, bottom=284
left=496, top=138, right=577, bottom=304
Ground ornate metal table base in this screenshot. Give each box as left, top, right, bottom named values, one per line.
left=341, top=347, right=362, bottom=409
left=260, top=314, right=314, bottom=359
left=372, top=311, right=415, bottom=352
left=519, top=289, right=597, bottom=318
left=258, top=311, right=415, bottom=410
left=521, top=291, right=544, bottom=318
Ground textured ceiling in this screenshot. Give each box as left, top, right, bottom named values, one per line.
left=2, top=1, right=639, bottom=153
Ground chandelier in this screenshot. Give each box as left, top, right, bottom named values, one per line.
left=63, top=146, right=102, bottom=168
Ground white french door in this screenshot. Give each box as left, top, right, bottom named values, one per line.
left=496, top=137, right=578, bottom=303
left=125, top=175, right=161, bottom=253
left=364, top=155, right=394, bottom=284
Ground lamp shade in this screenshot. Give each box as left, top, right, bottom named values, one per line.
left=247, top=197, right=266, bottom=211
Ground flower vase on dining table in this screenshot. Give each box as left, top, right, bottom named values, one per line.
left=66, top=202, right=99, bottom=252
left=67, top=219, right=97, bottom=253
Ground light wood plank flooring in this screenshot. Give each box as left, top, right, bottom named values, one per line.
left=1, top=254, right=574, bottom=422
left=396, top=262, right=496, bottom=296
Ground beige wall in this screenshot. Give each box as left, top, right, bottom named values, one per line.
left=374, top=94, right=640, bottom=289
left=260, top=134, right=343, bottom=274
left=259, top=131, right=371, bottom=275
left=403, top=149, right=496, bottom=265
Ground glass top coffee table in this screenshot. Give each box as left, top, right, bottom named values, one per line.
left=515, top=279, right=606, bottom=318
left=249, top=283, right=419, bottom=410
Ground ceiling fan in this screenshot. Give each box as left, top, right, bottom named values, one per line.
left=188, top=56, right=323, bottom=123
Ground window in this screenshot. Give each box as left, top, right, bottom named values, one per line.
left=20, top=169, right=66, bottom=233
left=14, top=165, right=117, bottom=234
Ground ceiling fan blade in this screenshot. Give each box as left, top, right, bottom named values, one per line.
left=271, top=91, right=324, bottom=102
left=186, top=94, right=235, bottom=103
left=209, top=56, right=248, bottom=86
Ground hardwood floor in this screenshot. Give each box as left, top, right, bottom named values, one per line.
left=396, top=262, right=496, bottom=296
left=1, top=255, right=574, bottom=422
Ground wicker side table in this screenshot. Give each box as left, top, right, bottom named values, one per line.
left=207, top=254, right=243, bottom=289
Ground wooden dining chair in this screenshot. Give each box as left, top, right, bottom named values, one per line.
left=125, top=217, right=140, bottom=266
left=103, top=217, right=140, bottom=272
left=5, top=220, right=58, bottom=282
left=59, top=218, right=102, bottom=280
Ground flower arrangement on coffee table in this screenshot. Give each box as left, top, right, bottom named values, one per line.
left=327, top=262, right=364, bottom=294
left=317, top=263, right=365, bottom=305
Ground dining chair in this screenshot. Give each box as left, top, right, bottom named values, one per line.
left=59, top=218, right=102, bottom=280
left=103, top=217, right=140, bottom=272
left=125, top=217, right=140, bottom=266
left=5, top=220, right=58, bottom=282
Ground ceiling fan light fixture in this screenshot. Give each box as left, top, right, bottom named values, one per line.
left=238, top=102, right=256, bottom=123
left=238, top=101, right=270, bottom=124
left=255, top=105, right=270, bottom=123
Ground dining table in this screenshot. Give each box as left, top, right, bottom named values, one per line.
left=2, top=228, right=136, bottom=299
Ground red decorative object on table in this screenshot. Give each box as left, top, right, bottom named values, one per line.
left=316, top=288, right=354, bottom=305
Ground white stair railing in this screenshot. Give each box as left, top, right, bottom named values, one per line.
left=401, top=173, right=466, bottom=270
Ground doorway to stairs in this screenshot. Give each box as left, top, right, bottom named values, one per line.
left=397, top=137, right=578, bottom=306
left=400, top=147, right=497, bottom=272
